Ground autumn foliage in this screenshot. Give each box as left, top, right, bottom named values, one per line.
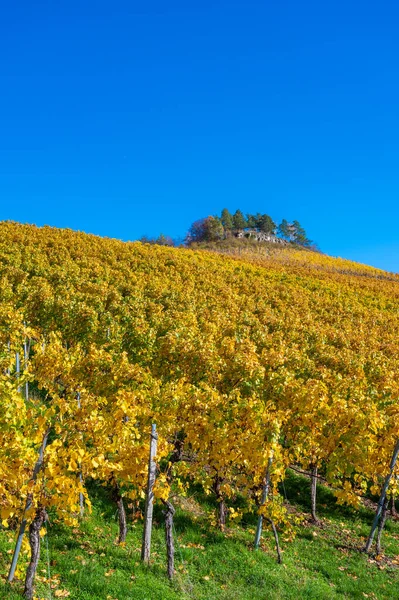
left=1, top=221, right=399, bottom=587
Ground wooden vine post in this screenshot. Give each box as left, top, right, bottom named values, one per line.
left=16, top=351, right=20, bottom=393
left=310, top=464, right=318, bottom=523
left=6, top=340, right=10, bottom=375
left=254, top=425, right=282, bottom=562
left=141, top=424, right=158, bottom=562
left=77, top=392, right=84, bottom=517
left=254, top=454, right=273, bottom=549
left=7, top=428, right=51, bottom=583
left=364, top=438, right=399, bottom=553
left=23, top=336, right=29, bottom=401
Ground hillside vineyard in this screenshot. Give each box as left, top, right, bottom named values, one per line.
left=1, top=221, right=399, bottom=588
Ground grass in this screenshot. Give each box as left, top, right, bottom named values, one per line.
left=1, top=472, right=399, bottom=599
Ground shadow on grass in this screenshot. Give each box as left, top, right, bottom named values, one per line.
left=281, top=470, right=374, bottom=524
left=85, top=479, right=118, bottom=521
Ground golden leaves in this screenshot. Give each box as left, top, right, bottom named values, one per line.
left=1, top=220, right=399, bottom=539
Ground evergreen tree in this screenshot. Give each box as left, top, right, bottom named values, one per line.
left=246, top=214, right=257, bottom=228
left=277, top=219, right=290, bottom=240
left=256, top=214, right=276, bottom=235
left=139, top=234, right=175, bottom=246
left=278, top=219, right=312, bottom=246
left=253, top=213, right=262, bottom=228
left=232, top=209, right=247, bottom=230
left=291, top=220, right=312, bottom=247
left=221, top=208, right=234, bottom=231
left=156, top=234, right=175, bottom=246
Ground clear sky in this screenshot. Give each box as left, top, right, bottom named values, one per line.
left=1, top=1, right=398, bottom=272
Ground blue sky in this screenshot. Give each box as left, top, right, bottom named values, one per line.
left=1, top=1, right=398, bottom=272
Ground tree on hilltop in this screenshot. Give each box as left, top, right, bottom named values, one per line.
left=256, top=214, right=276, bottom=235
left=277, top=219, right=288, bottom=240
left=232, top=209, right=247, bottom=230
left=156, top=234, right=176, bottom=246
left=291, top=220, right=312, bottom=247
left=140, top=234, right=175, bottom=246
left=221, top=208, right=234, bottom=231
left=278, top=219, right=312, bottom=247
left=186, top=216, right=224, bottom=244
left=246, top=214, right=257, bottom=228
left=245, top=212, right=276, bottom=235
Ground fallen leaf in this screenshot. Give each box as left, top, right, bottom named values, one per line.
left=105, top=569, right=115, bottom=577
left=54, top=590, right=70, bottom=598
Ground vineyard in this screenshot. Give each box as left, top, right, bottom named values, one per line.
left=1, top=221, right=399, bottom=599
